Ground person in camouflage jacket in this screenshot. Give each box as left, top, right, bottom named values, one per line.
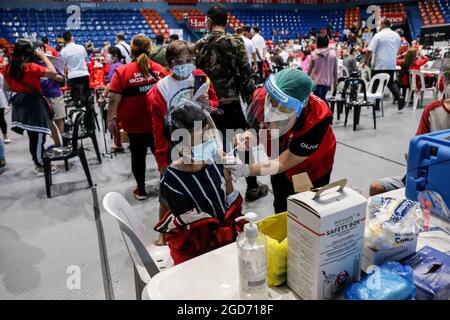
left=195, top=31, right=255, bottom=105
left=194, top=4, right=268, bottom=203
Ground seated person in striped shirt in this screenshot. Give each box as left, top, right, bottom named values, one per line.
left=154, top=102, right=244, bottom=265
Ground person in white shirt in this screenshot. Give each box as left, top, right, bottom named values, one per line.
left=251, top=26, right=266, bottom=83
left=363, top=18, right=404, bottom=110
left=60, top=31, right=90, bottom=101
left=235, top=27, right=258, bottom=73
left=115, top=32, right=132, bottom=63
left=279, top=45, right=289, bottom=63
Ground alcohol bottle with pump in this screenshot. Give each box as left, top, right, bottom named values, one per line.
left=235, top=212, right=268, bottom=299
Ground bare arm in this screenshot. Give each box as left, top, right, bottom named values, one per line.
left=363, top=50, right=372, bottom=68
left=107, top=92, right=121, bottom=134
left=107, top=92, right=121, bottom=122
left=223, top=168, right=234, bottom=195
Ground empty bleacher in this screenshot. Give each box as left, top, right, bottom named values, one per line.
left=0, top=8, right=152, bottom=48
left=418, top=1, right=446, bottom=26
left=141, top=8, right=170, bottom=39
left=228, top=13, right=245, bottom=31
left=170, top=8, right=205, bottom=22
left=231, top=9, right=344, bottom=40
left=344, top=8, right=360, bottom=30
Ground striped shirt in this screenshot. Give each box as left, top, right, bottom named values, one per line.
left=160, top=162, right=228, bottom=220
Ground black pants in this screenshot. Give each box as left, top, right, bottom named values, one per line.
left=0, top=108, right=7, bottom=135
left=271, top=169, right=332, bottom=213
left=128, top=132, right=155, bottom=194
left=27, top=131, right=46, bottom=167
left=257, top=61, right=264, bottom=84
left=372, top=70, right=402, bottom=101
left=212, top=101, right=258, bottom=190
left=314, top=85, right=331, bottom=103
left=69, top=76, right=90, bottom=104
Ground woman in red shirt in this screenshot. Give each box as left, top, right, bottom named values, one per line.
left=3, top=39, right=59, bottom=176
left=398, top=48, right=429, bottom=99
left=108, top=34, right=168, bottom=201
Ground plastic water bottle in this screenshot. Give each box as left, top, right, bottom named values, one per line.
left=236, top=212, right=268, bottom=300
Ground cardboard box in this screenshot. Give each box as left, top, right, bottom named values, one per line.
left=287, top=179, right=367, bottom=300
left=362, top=238, right=417, bottom=273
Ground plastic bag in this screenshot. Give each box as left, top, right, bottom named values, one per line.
left=256, top=212, right=287, bottom=286
left=418, top=190, right=450, bottom=234
left=344, top=261, right=416, bottom=300
left=365, top=197, right=425, bottom=251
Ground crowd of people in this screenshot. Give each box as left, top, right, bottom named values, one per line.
left=1, top=4, right=450, bottom=263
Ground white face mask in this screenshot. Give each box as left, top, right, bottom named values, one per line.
left=263, top=97, right=296, bottom=139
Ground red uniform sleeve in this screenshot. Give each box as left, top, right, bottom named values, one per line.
left=147, top=85, right=169, bottom=169
left=416, top=102, right=434, bottom=135
left=109, top=68, right=123, bottom=94
left=206, top=77, right=219, bottom=109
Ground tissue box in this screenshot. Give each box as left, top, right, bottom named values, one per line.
left=287, top=179, right=367, bottom=300
left=362, top=239, right=417, bottom=273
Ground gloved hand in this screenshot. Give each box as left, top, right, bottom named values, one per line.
left=223, top=155, right=251, bottom=180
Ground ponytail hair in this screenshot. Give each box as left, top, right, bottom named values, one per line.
left=131, top=34, right=151, bottom=78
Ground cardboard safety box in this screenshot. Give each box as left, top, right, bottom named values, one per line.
left=287, top=179, right=367, bottom=300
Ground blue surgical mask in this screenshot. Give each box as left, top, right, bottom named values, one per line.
left=191, top=138, right=217, bottom=161
left=173, top=63, right=195, bottom=78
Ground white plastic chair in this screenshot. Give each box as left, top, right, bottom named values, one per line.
left=405, top=70, right=436, bottom=109
left=360, top=73, right=389, bottom=117
left=339, top=65, right=350, bottom=78
left=360, top=66, right=371, bottom=88
left=103, top=192, right=172, bottom=300
left=434, top=73, right=444, bottom=100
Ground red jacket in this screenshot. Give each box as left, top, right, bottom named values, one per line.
left=109, top=60, right=168, bottom=134
left=154, top=194, right=245, bottom=265
left=282, top=95, right=336, bottom=182
left=146, top=69, right=219, bottom=169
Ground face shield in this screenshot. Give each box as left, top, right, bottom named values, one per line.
left=245, top=74, right=308, bottom=139
left=169, top=98, right=224, bottom=163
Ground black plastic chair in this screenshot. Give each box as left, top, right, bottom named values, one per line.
left=342, top=77, right=377, bottom=131
left=328, top=77, right=347, bottom=121
left=62, top=96, right=102, bottom=167
left=43, top=111, right=93, bottom=198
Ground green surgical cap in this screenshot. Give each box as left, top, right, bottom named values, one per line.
left=273, top=68, right=315, bottom=101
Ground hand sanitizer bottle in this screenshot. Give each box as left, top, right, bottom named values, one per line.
left=235, top=212, right=268, bottom=300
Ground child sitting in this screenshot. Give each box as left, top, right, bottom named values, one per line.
left=154, top=102, right=244, bottom=265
